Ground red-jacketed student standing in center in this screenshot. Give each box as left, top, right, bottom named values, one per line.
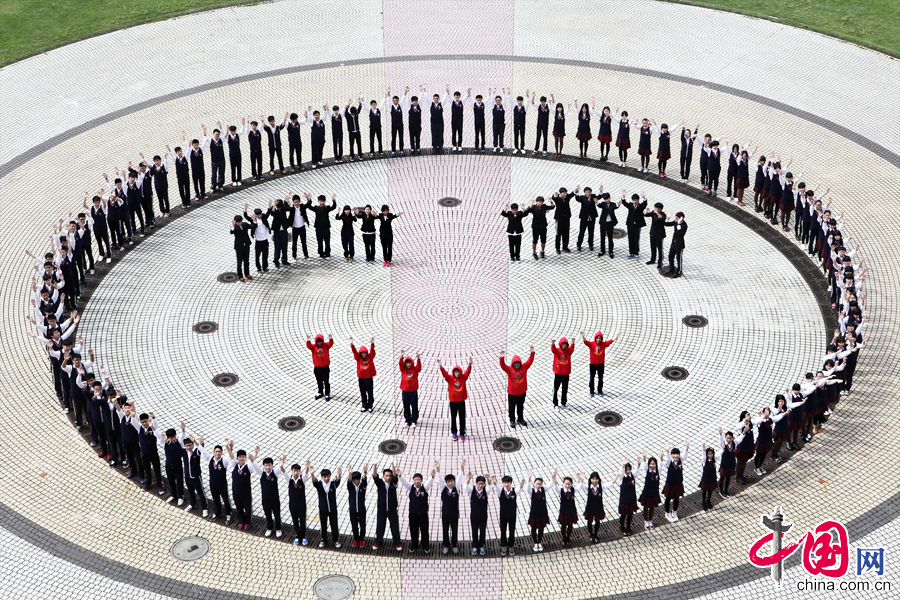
left=439, top=357, right=472, bottom=441
left=581, top=330, right=620, bottom=397
left=398, top=351, right=422, bottom=428
left=499, top=347, right=534, bottom=429
left=551, top=336, right=575, bottom=409
left=350, top=336, right=377, bottom=413
left=306, top=333, right=333, bottom=401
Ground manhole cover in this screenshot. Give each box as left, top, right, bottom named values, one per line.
left=379, top=439, right=407, bottom=455
left=170, top=536, right=210, bottom=562
left=662, top=366, right=689, bottom=381
left=492, top=436, right=522, bottom=453
left=278, top=416, right=306, bottom=431
left=313, top=575, right=355, bottom=600
left=438, top=197, right=461, bottom=207
left=682, top=315, right=708, bottom=328
left=594, top=411, right=623, bottom=427
left=212, top=373, right=239, bottom=387
left=217, top=272, right=239, bottom=283
left=192, top=321, right=218, bottom=334
left=612, top=228, right=626, bottom=239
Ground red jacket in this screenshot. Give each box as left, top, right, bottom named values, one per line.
left=584, top=331, right=613, bottom=365
left=351, top=342, right=377, bottom=379
left=551, top=339, right=575, bottom=375
left=500, top=352, right=534, bottom=395
left=306, top=335, right=333, bottom=367
left=440, top=364, right=471, bottom=402
left=399, top=356, right=422, bottom=392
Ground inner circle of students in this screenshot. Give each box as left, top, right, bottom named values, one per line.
left=29, top=82, right=869, bottom=557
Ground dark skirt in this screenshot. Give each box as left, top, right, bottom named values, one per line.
left=656, top=149, right=671, bottom=161
left=554, top=132, right=566, bottom=139
left=699, top=481, right=717, bottom=492
left=638, top=147, right=652, bottom=157
left=662, top=482, right=684, bottom=498
left=557, top=513, right=578, bottom=525
left=583, top=510, right=605, bottom=521
left=597, top=134, right=612, bottom=143
left=773, top=429, right=788, bottom=442
left=789, top=419, right=804, bottom=432
left=735, top=449, right=754, bottom=462
left=753, top=185, right=763, bottom=193
left=755, top=442, right=773, bottom=455
left=528, top=515, right=550, bottom=528
left=780, top=198, right=793, bottom=209
left=576, top=132, right=591, bottom=142
left=736, top=177, right=750, bottom=190
left=719, top=467, right=735, bottom=478
left=615, top=137, right=631, bottom=150
left=618, top=502, right=638, bottom=514
left=639, top=492, right=661, bottom=507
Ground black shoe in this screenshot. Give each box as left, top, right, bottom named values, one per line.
left=609, top=253, right=614, bottom=258
left=562, top=248, right=571, bottom=253
left=577, top=246, right=582, bottom=251
left=645, top=260, right=655, bottom=265
left=540, top=252, right=545, bottom=258
left=517, top=419, right=528, bottom=427
left=533, top=253, right=539, bottom=260
left=510, top=420, right=516, bottom=429
left=556, top=249, right=561, bottom=255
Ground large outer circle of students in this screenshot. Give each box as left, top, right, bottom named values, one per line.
left=26, top=85, right=869, bottom=556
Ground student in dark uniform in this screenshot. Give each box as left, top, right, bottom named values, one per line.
left=389, top=88, right=407, bottom=156
left=616, top=459, right=640, bottom=536
left=84, top=194, right=110, bottom=264
left=171, top=146, right=191, bottom=206
left=184, top=132, right=209, bottom=200
left=310, top=466, right=343, bottom=548
left=575, top=186, right=598, bottom=252
left=636, top=118, right=653, bottom=173
left=335, top=205, right=358, bottom=261
left=726, top=143, right=740, bottom=200
left=135, top=160, right=155, bottom=228
left=525, top=473, right=549, bottom=552
left=177, top=430, right=209, bottom=518
left=595, top=104, right=613, bottom=161
left=717, top=428, right=737, bottom=498
left=308, top=109, right=327, bottom=167
left=372, top=463, right=403, bottom=551
left=623, top=192, right=647, bottom=259
left=124, top=172, right=145, bottom=238
left=287, top=194, right=309, bottom=260
left=429, top=90, right=449, bottom=151
left=436, top=463, right=464, bottom=555
left=368, top=96, right=386, bottom=156
left=408, top=94, right=423, bottom=153
left=705, top=141, right=722, bottom=195
left=699, top=133, right=713, bottom=190
left=136, top=412, right=164, bottom=493
left=575, top=103, right=592, bottom=158
left=357, top=205, right=378, bottom=262
left=662, top=444, right=688, bottom=522
left=243, top=203, right=271, bottom=273
left=465, top=473, right=491, bottom=555
left=286, top=112, right=305, bottom=171
left=734, top=412, right=756, bottom=484
left=377, top=204, right=403, bottom=266
left=679, top=124, right=698, bottom=183
left=551, top=470, right=584, bottom=547
left=735, top=148, right=755, bottom=207
left=500, top=203, right=526, bottom=261
left=262, top=113, right=287, bottom=174
left=752, top=155, right=767, bottom=212
left=493, top=474, right=521, bottom=556
left=450, top=88, right=469, bottom=152
left=552, top=102, right=571, bottom=158
left=472, top=93, right=486, bottom=151
left=522, top=195, right=555, bottom=259
left=247, top=120, right=264, bottom=180
left=329, top=104, right=345, bottom=163
left=639, top=453, right=662, bottom=530
left=230, top=214, right=252, bottom=282
left=258, top=457, right=284, bottom=538
left=597, top=193, right=618, bottom=258
left=399, top=467, right=434, bottom=554
left=345, top=99, right=363, bottom=161
left=533, top=94, right=552, bottom=156
left=654, top=120, right=675, bottom=177
left=147, top=152, right=171, bottom=217
left=699, top=446, right=717, bottom=511
left=491, top=89, right=509, bottom=152
left=283, top=461, right=311, bottom=545
left=207, top=126, right=227, bottom=192
left=269, top=197, right=291, bottom=268
left=198, top=440, right=231, bottom=523
left=583, top=471, right=611, bottom=542
left=511, top=92, right=529, bottom=154
left=614, top=110, right=633, bottom=167
left=346, top=465, right=368, bottom=548
left=225, top=120, right=247, bottom=186
left=552, top=186, right=575, bottom=253
left=304, top=192, right=337, bottom=258
left=663, top=212, right=687, bottom=277
left=644, top=202, right=667, bottom=268
left=163, top=428, right=186, bottom=506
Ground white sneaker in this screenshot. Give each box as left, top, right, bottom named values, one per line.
left=665, top=512, right=674, bottom=522
left=499, top=148, right=504, bottom=153
left=265, top=530, right=273, bottom=537
left=275, top=530, right=283, bottom=538
left=318, top=541, right=326, bottom=548
left=538, top=543, right=544, bottom=551
left=106, top=257, right=112, bottom=263
left=166, top=497, right=174, bottom=503
left=411, top=423, right=416, bottom=429
left=177, top=498, right=184, bottom=506
left=335, top=542, right=341, bottom=549
left=555, top=405, right=560, bottom=412
left=533, top=543, right=538, bottom=552
left=672, top=511, right=679, bottom=522
left=184, top=504, right=192, bottom=512
left=202, top=509, right=208, bottom=517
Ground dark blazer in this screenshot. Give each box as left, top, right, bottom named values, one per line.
left=598, top=201, right=618, bottom=226
left=648, top=211, right=668, bottom=238
left=305, top=200, right=337, bottom=230
left=287, top=203, right=309, bottom=228
left=623, top=201, right=648, bottom=227
left=243, top=211, right=271, bottom=236
left=500, top=210, right=526, bottom=234
left=552, top=192, right=575, bottom=220
left=268, top=205, right=291, bottom=232
left=230, top=222, right=252, bottom=249
left=664, top=219, right=688, bottom=248
left=576, top=195, right=599, bottom=220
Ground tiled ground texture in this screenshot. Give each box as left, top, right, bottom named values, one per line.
left=0, top=3, right=898, bottom=600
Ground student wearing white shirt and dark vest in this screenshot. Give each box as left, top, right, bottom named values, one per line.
left=465, top=472, right=491, bottom=555
left=285, top=113, right=305, bottom=171
left=287, top=194, right=310, bottom=260
left=639, top=453, right=663, bottom=531
left=226, top=120, right=249, bottom=185
left=345, top=99, right=363, bottom=161
left=616, top=459, right=640, bottom=536
left=662, top=443, right=688, bottom=522
left=408, top=93, right=423, bottom=153
left=85, top=195, right=111, bottom=263
left=184, top=132, right=210, bottom=200
left=494, top=474, right=522, bottom=556
left=472, top=94, right=486, bottom=151
left=179, top=428, right=210, bottom=518
left=247, top=120, right=264, bottom=180
left=436, top=462, right=465, bottom=555
left=653, top=120, right=675, bottom=178
left=136, top=412, right=164, bottom=493
left=328, top=104, right=345, bottom=163
left=717, top=428, right=738, bottom=498
left=551, top=470, right=585, bottom=547
left=171, top=146, right=191, bottom=207
left=679, top=125, right=698, bottom=183
left=124, top=172, right=145, bottom=238
left=346, top=464, right=368, bottom=548
left=226, top=442, right=261, bottom=530
left=199, top=441, right=232, bottom=523
left=512, top=92, right=530, bottom=154
left=595, top=104, right=613, bottom=161
left=163, top=428, right=186, bottom=506
left=283, top=461, right=311, bottom=545
left=207, top=125, right=227, bottom=192
left=399, top=467, right=434, bottom=554
left=262, top=113, right=287, bottom=175
left=371, top=464, right=402, bottom=551
left=135, top=161, right=155, bottom=229
left=259, top=456, right=284, bottom=538
left=704, top=140, right=723, bottom=196
left=663, top=212, right=687, bottom=277
left=230, top=214, right=252, bottom=282
left=243, top=203, right=271, bottom=273
left=311, top=466, right=343, bottom=548
left=699, top=446, right=718, bottom=511
left=533, top=94, right=552, bottom=156
left=429, top=90, right=449, bottom=151
left=114, top=399, right=143, bottom=481
left=387, top=89, right=407, bottom=156
left=491, top=91, right=509, bottom=152
left=308, top=109, right=327, bottom=167
left=146, top=152, right=171, bottom=217
left=449, top=88, right=469, bottom=152
left=369, top=96, right=386, bottom=156
left=524, top=473, right=549, bottom=552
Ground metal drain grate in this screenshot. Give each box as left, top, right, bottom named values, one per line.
left=682, top=315, right=708, bottom=328
left=438, top=197, right=461, bottom=207
left=192, top=321, right=218, bottom=334
left=216, top=272, right=239, bottom=283
left=278, top=416, right=306, bottom=431
left=212, top=373, right=239, bottom=387
left=492, top=437, right=522, bottom=453
left=378, top=439, right=407, bottom=455
left=313, top=575, right=356, bottom=600
left=662, top=366, right=689, bottom=381
left=594, top=411, right=623, bottom=427
left=612, top=227, right=626, bottom=239
left=170, top=536, right=210, bottom=562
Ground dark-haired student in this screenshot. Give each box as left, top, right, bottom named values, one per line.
left=230, top=215, right=252, bottom=282
left=523, top=196, right=555, bottom=259
left=493, top=474, right=522, bottom=555
left=357, top=205, right=378, bottom=262
left=511, top=91, right=530, bottom=154
left=501, top=202, right=526, bottom=262
left=408, top=90, right=424, bottom=153
left=335, top=205, right=358, bottom=261
left=372, top=462, right=403, bottom=551
left=262, top=113, right=287, bottom=175
left=346, top=464, right=369, bottom=547
left=436, top=461, right=465, bottom=554
left=597, top=192, right=618, bottom=258
left=429, top=88, right=450, bottom=151
left=524, top=471, right=549, bottom=551
left=552, top=186, right=575, bottom=254
left=286, top=112, right=305, bottom=171
left=283, top=461, right=311, bottom=545
left=308, top=108, right=327, bottom=167
left=532, top=94, right=553, bottom=156
left=182, top=129, right=209, bottom=200
left=551, top=469, right=585, bottom=547
left=178, top=427, right=210, bottom=518
left=369, top=95, right=387, bottom=156
left=135, top=411, right=164, bottom=493
left=114, top=398, right=143, bottom=481
left=206, top=124, right=227, bottom=193
left=163, top=427, right=186, bottom=506
left=143, top=151, right=171, bottom=217
left=465, top=472, right=492, bottom=555
left=287, top=194, right=310, bottom=260
left=328, top=104, right=345, bottom=163
left=623, top=192, right=647, bottom=259
left=134, top=160, right=155, bottom=228
left=270, top=196, right=291, bottom=267
left=491, top=88, right=510, bottom=152
left=171, top=145, right=192, bottom=206
left=575, top=186, right=599, bottom=252
left=345, top=98, right=364, bottom=160
left=643, top=200, right=666, bottom=267
left=226, top=442, right=261, bottom=530
left=399, top=465, right=435, bottom=553
left=311, top=465, right=343, bottom=548
left=260, top=456, right=285, bottom=538
left=663, top=212, right=687, bottom=277
left=398, top=351, right=422, bottom=428
left=388, top=87, right=407, bottom=156
left=84, top=194, right=111, bottom=264
left=663, top=443, right=689, bottom=522
left=377, top=205, right=403, bottom=266
left=243, top=202, right=271, bottom=273
left=616, top=457, right=641, bottom=535
left=225, top=119, right=248, bottom=185
left=472, top=93, right=487, bottom=151
left=679, top=124, right=698, bottom=183
left=450, top=88, right=470, bottom=152
left=247, top=119, right=264, bottom=180
left=197, top=437, right=231, bottom=522
left=304, top=192, right=337, bottom=258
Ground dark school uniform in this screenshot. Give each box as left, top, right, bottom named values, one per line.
left=662, top=457, right=685, bottom=498
left=637, top=126, right=652, bottom=156
left=618, top=472, right=638, bottom=514
left=639, top=467, right=661, bottom=507
left=576, top=111, right=591, bottom=142
left=597, top=114, right=613, bottom=143
left=615, top=118, right=631, bottom=149
left=657, top=128, right=671, bottom=161
left=699, top=458, right=717, bottom=492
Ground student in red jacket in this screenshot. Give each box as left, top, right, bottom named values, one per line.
left=499, top=347, right=535, bottom=428
left=438, top=357, right=472, bottom=442
left=398, top=351, right=422, bottom=428
left=350, top=336, right=377, bottom=412
left=306, top=334, right=333, bottom=401
left=581, top=330, right=620, bottom=397
left=551, top=337, right=575, bottom=409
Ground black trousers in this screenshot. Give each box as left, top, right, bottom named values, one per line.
left=553, top=374, right=569, bottom=406
left=474, top=121, right=485, bottom=148
left=229, top=152, right=242, bottom=182
left=250, top=149, right=263, bottom=178
left=177, top=175, right=191, bottom=205
left=288, top=140, right=301, bottom=167
left=263, top=498, right=282, bottom=530
left=316, top=228, right=330, bottom=257
left=707, top=168, right=721, bottom=192
left=589, top=363, right=605, bottom=394
left=141, top=196, right=155, bottom=226
left=391, top=125, right=404, bottom=152
left=363, top=233, right=376, bottom=260
left=555, top=218, right=570, bottom=251
left=493, top=122, right=506, bottom=147
left=185, top=476, right=208, bottom=509
left=254, top=240, right=269, bottom=271
left=273, top=230, right=288, bottom=265
left=500, top=516, right=516, bottom=546
left=409, top=513, right=429, bottom=548
left=410, top=127, right=421, bottom=150
left=154, top=187, right=169, bottom=214
left=124, top=441, right=143, bottom=477
left=312, top=139, right=325, bottom=164
left=431, top=125, right=444, bottom=149
left=268, top=145, right=284, bottom=171
left=514, top=124, right=525, bottom=149
left=349, top=132, right=362, bottom=157
left=142, top=452, right=162, bottom=489
left=451, top=122, right=463, bottom=147
left=369, top=127, right=383, bottom=153
left=94, top=226, right=111, bottom=257
left=166, top=466, right=185, bottom=499
left=507, top=234, right=521, bottom=259
left=471, top=516, right=487, bottom=548
left=210, top=484, right=231, bottom=517
left=341, top=230, right=355, bottom=258
left=375, top=510, right=401, bottom=545
left=290, top=503, right=306, bottom=540
left=314, top=366, right=330, bottom=396
left=535, top=125, right=548, bottom=151
left=350, top=511, right=366, bottom=541
left=381, top=232, right=393, bottom=262
left=402, top=390, right=419, bottom=425
left=508, top=393, right=525, bottom=422
left=600, top=222, right=615, bottom=254
left=442, top=515, right=459, bottom=547
left=320, top=510, right=339, bottom=543
left=726, top=169, right=736, bottom=196
left=235, top=246, right=250, bottom=278
left=332, top=134, right=343, bottom=159
left=668, top=242, right=684, bottom=274
left=358, top=377, right=374, bottom=409
left=649, top=234, right=664, bottom=267
left=128, top=202, right=145, bottom=235
left=449, top=401, right=466, bottom=435
left=192, top=168, right=206, bottom=197
left=291, top=226, right=308, bottom=259
left=627, top=224, right=641, bottom=255
left=233, top=491, right=252, bottom=525
left=211, top=160, right=225, bottom=189
left=108, top=218, right=122, bottom=247
left=577, top=219, right=595, bottom=249
left=700, top=161, right=708, bottom=186
left=680, top=152, right=692, bottom=180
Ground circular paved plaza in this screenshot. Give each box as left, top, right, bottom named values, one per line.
left=1, top=1, right=898, bottom=599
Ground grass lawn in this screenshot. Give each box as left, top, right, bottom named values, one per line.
left=1, top=0, right=898, bottom=66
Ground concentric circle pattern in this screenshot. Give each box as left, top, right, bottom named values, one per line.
left=594, top=411, right=623, bottom=428
left=192, top=321, right=219, bottom=334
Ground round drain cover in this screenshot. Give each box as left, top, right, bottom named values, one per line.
left=212, top=373, right=239, bottom=387
left=217, top=272, right=239, bottom=283
left=662, top=366, right=689, bottom=381
left=378, top=439, right=407, bottom=455
left=170, top=536, right=210, bottom=562
left=612, top=228, right=626, bottom=239
left=492, top=436, right=522, bottom=453
left=313, top=575, right=356, bottom=600
left=278, top=416, right=306, bottom=431
left=438, top=197, right=461, bottom=207
left=192, top=321, right=218, bottom=334
left=682, top=315, right=708, bottom=328
left=594, top=411, right=623, bottom=427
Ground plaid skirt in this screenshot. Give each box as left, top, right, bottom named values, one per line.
left=662, top=482, right=684, bottom=498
